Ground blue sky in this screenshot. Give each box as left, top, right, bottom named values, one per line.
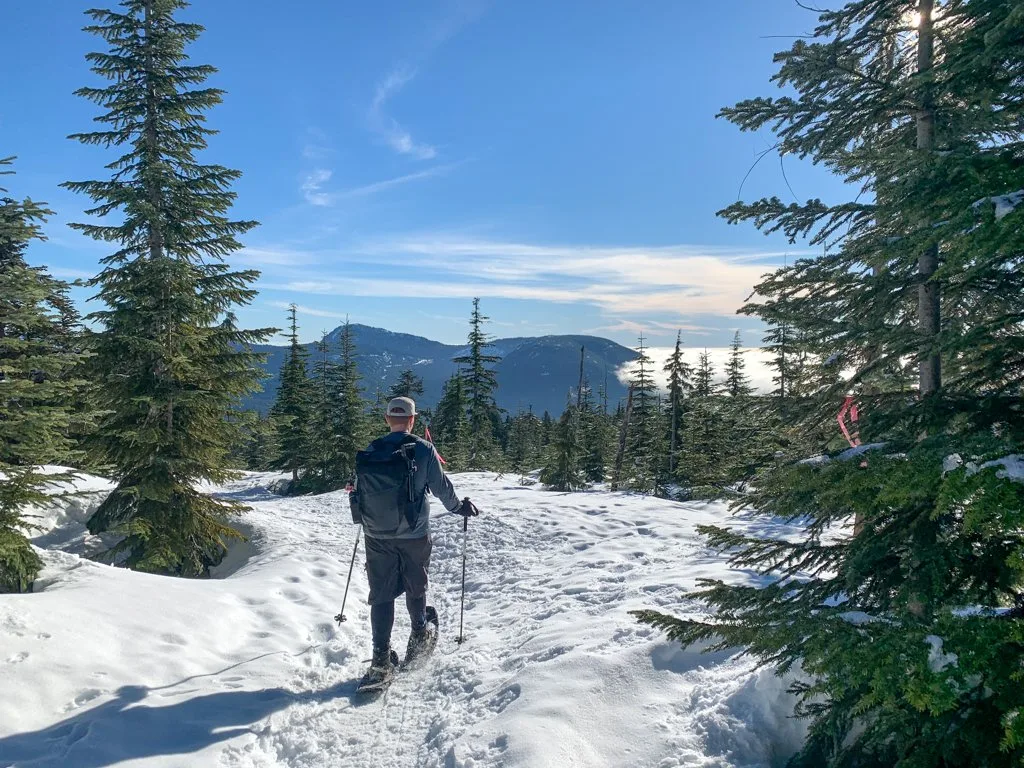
left=3, top=0, right=847, bottom=348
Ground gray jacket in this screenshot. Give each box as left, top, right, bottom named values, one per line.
left=362, top=431, right=461, bottom=539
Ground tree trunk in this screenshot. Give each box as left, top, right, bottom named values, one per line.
left=916, top=0, right=941, bottom=397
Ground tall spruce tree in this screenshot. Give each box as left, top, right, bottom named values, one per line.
left=270, top=306, right=314, bottom=483
left=507, top=408, right=543, bottom=480
left=622, top=336, right=661, bottom=493
left=452, top=298, right=502, bottom=470
left=333, top=320, right=368, bottom=480
left=679, top=349, right=726, bottom=495
left=63, top=3, right=272, bottom=575
left=635, top=2, right=1024, bottom=764
left=433, top=372, right=469, bottom=472
left=540, top=403, right=586, bottom=491
left=723, top=331, right=753, bottom=399
left=0, top=159, right=85, bottom=592
left=663, top=331, right=693, bottom=475
left=388, top=369, right=424, bottom=401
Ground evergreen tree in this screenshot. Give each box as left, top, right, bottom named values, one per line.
left=433, top=373, right=469, bottom=471
left=636, top=2, right=1024, bottom=764
left=622, top=336, right=661, bottom=493
left=579, top=378, right=610, bottom=484
left=0, top=159, right=85, bottom=592
left=507, top=408, right=543, bottom=480
left=270, top=306, right=314, bottom=483
left=663, top=331, right=693, bottom=476
left=332, top=319, right=368, bottom=480
left=540, top=403, right=586, bottom=491
left=305, top=331, right=341, bottom=490
left=540, top=410, right=554, bottom=447
left=692, top=349, right=716, bottom=397
left=387, top=369, right=424, bottom=400
left=63, top=1, right=273, bottom=575
left=679, top=350, right=726, bottom=495
left=723, top=331, right=752, bottom=398
left=452, top=298, right=502, bottom=469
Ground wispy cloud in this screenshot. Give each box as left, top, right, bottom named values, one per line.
left=252, top=234, right=797, bottom=329
left=369, top=68, right=438, bottom=160
left=301, top=169, right=333, bottom=206
left=340, top=163, right=459, bottom=199
left=266, top=300, right=350, bottom=321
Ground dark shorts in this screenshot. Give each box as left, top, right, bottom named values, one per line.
left=364, top=534, right=433, bottom=605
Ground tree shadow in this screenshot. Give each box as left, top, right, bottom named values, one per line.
left=0, top=675, right=362, bottom=767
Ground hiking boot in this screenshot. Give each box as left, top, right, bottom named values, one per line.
left=357, top=646, right=399, bottom=692
left=404, top=606, right=439, bottom=668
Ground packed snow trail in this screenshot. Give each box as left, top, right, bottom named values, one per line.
left=0, top=472, right=807, bottom=768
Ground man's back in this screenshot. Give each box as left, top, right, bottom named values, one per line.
left=356, top=431, right=460, bottom=539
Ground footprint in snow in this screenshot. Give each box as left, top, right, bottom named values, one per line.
left=64, top=688, right=104, bottom=711
left=488, top=683, right=522, bottom=713
left=6, top=651, right=29, bottom=664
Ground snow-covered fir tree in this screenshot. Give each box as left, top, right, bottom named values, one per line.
left=62, top=2, right=272, bottom=575
left=636, top=1, right=1024, bottom=764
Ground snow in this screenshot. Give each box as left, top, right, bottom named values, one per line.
left=799, top=443, right=887, bottom=466
left=976, top=455, right=1024, bottom=484
left=925, top=636, right=958, bottom=673
left=972, top=189, right=1024, bottom=221
left=1, top=471, right=810, bottom=767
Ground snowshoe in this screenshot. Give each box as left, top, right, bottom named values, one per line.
left=403, top=605, right=439, bottom=670
left=356, top=647, right=400, bottom=694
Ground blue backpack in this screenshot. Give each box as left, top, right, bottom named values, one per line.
left=351, top=435, right=422, bottom=535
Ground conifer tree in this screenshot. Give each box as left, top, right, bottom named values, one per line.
left=332, top=320, right=368, bottom=480
left=663, top=331, right=693, bottom=475
left=622, top=336, right=661, bottom=493
left=388, top=369, right=424, bottom=400
left=679, top=349, right=726, bottom=494
left=0, top=159, right=86, bottom=592
left=579, top=377, right=611, bottom=484
left=540, top=411, right=554, bottom=447
left=270, top=306, right=314, bottom=483
left=636, top=1, right=1024, bottom=763
left=63, top=1, right=273, bottom=575
left=433, top=373, right=469, bottom=471
left=540, top=403, right=586, bottom=491
left=723, top=331, right=752, bottom=398
left=507, top=409, right=543, bottom=480
left=452, top=298, right=502, bottom=469
left=305, top=331, right=340, bottom=489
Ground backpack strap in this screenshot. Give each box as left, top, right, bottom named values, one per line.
left=399, top=435, right=420, bottom=526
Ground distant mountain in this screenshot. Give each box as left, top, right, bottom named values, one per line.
left=244, top=324, right=637, bottom=417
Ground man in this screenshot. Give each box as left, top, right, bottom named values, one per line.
left=350, top=396, right=476, bottom=690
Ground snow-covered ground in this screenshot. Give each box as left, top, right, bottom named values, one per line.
left=1, top=471, right=808, bottom=768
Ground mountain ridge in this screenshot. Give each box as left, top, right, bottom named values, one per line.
left=245, top=324, right=637, bottom=417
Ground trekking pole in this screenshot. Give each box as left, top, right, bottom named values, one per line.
left=456, top=512, right=469, bottom=644
left=335, top=526, right=362, bottom=625
left=456, top=497, right=479, bottom=644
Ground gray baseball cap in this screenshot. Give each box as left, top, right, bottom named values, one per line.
left=386, top=396, right=417, bottom=417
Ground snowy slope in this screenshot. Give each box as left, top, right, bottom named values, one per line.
left=0, top=472, right=807, bottom=768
